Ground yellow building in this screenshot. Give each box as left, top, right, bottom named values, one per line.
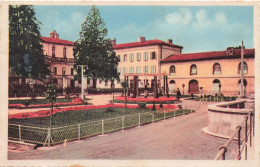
left=96, top=37, right=183, bottom=89
left=160, top=47, right=254, bottom=96
left=41, top=30, right=77, bottom=90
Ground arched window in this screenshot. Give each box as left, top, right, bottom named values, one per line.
left=212, top=79, right=221, bottom=93
left=169, top=80, right=176, bottom=93
left=52, top=45, right=55, bottom=57
left=62, top=67, right=66, bottom=75
left=63, top=47, right=67, bottom=58
left=169, top=65, right=176, bottom=76
left=238, top=62, right=248, bottom=74
left=190, top=64, right=197, bottom=75
left=213, top=63, right=221, bottom=75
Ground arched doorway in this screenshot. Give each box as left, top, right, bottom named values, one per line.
left=238, top=79, right=247, bottom=95
left=212, top=79, right=221, bottom=94
left=169, top=80, right=176, bottom=93
left=189, top=80, right=199, bottom=94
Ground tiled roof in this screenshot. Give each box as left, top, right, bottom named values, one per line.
left=161, top=48, right=255, bottom=63
left=113, top=40, right=183, bottom=49
left=41, top=37, right=74, bottom=46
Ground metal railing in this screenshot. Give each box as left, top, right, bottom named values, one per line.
left=214, top=110, right=254, bottom=160
left=8, top=109, right=193, bottom=147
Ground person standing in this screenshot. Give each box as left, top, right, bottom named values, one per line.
left=177, top=88, right=181, bottom=101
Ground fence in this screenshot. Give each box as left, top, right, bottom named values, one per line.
left=214, top=110, right=254, bottom=160
left=8, top=109, right=193, bottom=147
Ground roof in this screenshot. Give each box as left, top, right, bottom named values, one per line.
left=161, top=48, right=255, bottom=63
left=41, top=37, right=74, bottom=46
left=113, top=39, right=183, bottom=49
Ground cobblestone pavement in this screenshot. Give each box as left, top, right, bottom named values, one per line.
left=8, top=98, right=238, bottom=160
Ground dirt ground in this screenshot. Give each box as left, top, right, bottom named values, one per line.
left=8, top=100, right=237, bottom=160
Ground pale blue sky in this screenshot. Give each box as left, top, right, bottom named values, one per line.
left=34, top=5, right=253, bottom=53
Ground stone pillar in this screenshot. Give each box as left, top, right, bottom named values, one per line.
left=154, top=76, right=158, bottom=98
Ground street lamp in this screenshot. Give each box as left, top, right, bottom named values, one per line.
left=77, top=65, right=88, bottom=100
left=29, top=80, right=35, bottom=100
left=219, top=84, right=222, bottom=95
left=182, top=84, right=185, bottom=96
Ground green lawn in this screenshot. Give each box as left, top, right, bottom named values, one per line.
left=8, top=107, right=189, bottom=127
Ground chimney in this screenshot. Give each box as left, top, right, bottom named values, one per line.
left=111, top=38, right=116, bottom=45
left=50, top=30, right=59, bottom=39
left=168, top=39, right=173, bottom=44
left=138, top=36, right=145, bottom=42
left=226, top=47, right=234, bottom=56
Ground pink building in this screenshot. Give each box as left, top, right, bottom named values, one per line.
left=41, top=30, right=77, bottom=92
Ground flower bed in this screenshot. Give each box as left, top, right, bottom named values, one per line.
left=8, top=98, right=83, bottom=109
left=115, top=96, right=177, bottom=102
left=9, top=103, right=139, bottom=120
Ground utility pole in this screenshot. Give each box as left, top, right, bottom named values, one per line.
left=239, top=41, right=245, bottom=98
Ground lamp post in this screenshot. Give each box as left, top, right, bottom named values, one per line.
left=29, top=80, right=35, bottom=100
left=77, top=65, right=88, bottom=100
left=182, top=84, right=185, bottom=96
left=239, top=41, right=245, bottom=98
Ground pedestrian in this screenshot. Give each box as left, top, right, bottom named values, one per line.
left=177, top=88, right=181, bottom=101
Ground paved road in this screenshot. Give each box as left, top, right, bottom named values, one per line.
left=8, top=100, right=237, bottom=160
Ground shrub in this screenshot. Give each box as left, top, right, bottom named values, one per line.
left=138, top=102, right=146, bottom=109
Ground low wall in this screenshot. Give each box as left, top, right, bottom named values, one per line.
left=205, top=99, right=253, bottom=138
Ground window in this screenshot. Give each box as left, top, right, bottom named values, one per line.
left=53, top=67, right=57, bottom=75
left=71, top=68, right=74, bottom=75
left=62, top=67, right=66, bottom=75
left=117, top=67, right=121, bottom=74
left=190, top=64, right=197, bottom=75
left=129, top=67, right=134, bottom=73
left=123, top=67, right=127, bottom=75
left=151, top=65, right=156, bottom=74
left=63, top=47, right=67, bottom=58
left=143, top=52, right=148, bottom=61
left=137, top=53, right=141, bottom=61
left=124, top=54, right=127, bottom=62
left=136, top=66, right=141, bottom=73
left=212, top=79, right=221, bottom=93
left=52, top=45, right=55, bottom=57
left=117, top=55, right=120, bottom=62
left=238, top=62, right=248, bottom=74
left=213, top=63, right=221, bottom=75
left=143, top=66, right=148, bottom=73
left=87, top=78, right=90, bottom=84
left=99, top=80, right=102, bottom=84
left=150, top=52, right=156, bottom=60
left=105, top=80, right=108, bottom=87
left=130, top=53, right=134, bottom=62
left=169, top=65, right=176, bottom=76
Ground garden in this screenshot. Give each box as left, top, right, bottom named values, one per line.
left=8, top=97, right=85, bottom=109
left=8, top=102, right=193, bottom=146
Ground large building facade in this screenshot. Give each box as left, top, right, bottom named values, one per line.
left=96, top=37, right=183, bottom=89
left=41, top=30, right=78, bottom=90
left=161, top=48, right=255, bottom=96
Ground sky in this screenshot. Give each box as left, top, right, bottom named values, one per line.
left=34, top=5, right=253, bottom=53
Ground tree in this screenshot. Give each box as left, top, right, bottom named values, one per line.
left=45, top=84, right=57, bottom=129
left=9, top=5, right=50, bottom=84
left=73, top=6, right=119, bottom=88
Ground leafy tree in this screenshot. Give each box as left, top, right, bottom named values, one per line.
left=9, top=5, right=50, bottom=84
left=73, top=5, right=119, bottom=88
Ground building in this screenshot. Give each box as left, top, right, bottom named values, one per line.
left=41, top=30, right=78, bottom=92
left=98, top=36, right=254, bottom=96
left=161, top=47, right=255, bottom=96
left=96, top=36, right=183, bottom=90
